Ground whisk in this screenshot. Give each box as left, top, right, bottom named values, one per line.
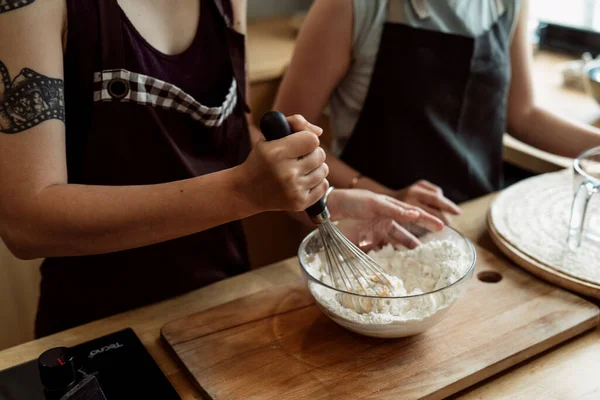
left=260, top=111, right=395, bottom=298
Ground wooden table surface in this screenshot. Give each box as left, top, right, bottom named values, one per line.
left=1, top=193, right=599, bottom=399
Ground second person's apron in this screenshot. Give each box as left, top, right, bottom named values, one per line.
left=341, top=0, right=512, bottom=203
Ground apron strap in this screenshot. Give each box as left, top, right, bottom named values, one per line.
left=389, top=0, right=430, bottom=23
left=212, top=0, right=250, bottom=112
left=410, top=0, right=430, bottom=20
left=96, top=0, right=126, bottom=69
left=212, top=0, right=232, bottom=27
left=494, top=0, right=506, bottom=19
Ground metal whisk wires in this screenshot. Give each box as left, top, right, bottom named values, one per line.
left=318, top=221, right=395, bottom=297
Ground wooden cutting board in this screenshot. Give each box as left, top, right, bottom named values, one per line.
left=161, top=244, right=599, bottom=400
left=487, top=211, right=600, bottom=300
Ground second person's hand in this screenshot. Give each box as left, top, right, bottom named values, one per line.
left=235, top=115, right=329, bottom=213
left=326, top=188, right=444, bottom=250
left=394, top=180, right=461, bottom=224
left=352, top=176, right=461, bottom=224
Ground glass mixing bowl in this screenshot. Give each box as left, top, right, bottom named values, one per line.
left=297, top=225, right=476, bottom=338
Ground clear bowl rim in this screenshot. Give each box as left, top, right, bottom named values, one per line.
left=574, top=146, right=600, bottom=184
left=297, top=224, right=477, bottom=300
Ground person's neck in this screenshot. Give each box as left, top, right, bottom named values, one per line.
left=117, top=0, right=201, bottom=56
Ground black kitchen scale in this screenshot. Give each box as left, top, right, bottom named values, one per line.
left=0, top=328, right=180, bottom=400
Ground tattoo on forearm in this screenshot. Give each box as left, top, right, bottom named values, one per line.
left=0, top=0, right=36, bottom=14
left=0, top=60, right=65, bottom=134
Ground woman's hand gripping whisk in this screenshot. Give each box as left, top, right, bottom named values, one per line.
left=259, top=111, right=444, bottom=301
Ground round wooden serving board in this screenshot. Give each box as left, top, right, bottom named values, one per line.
left=487, top=210, right=600, bottom=299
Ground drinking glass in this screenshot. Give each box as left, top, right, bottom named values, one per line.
left=568, top=146, right=600, bottom=250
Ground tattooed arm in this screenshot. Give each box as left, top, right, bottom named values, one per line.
left=0, top=64, right=64, bottom=133
left=0, top=1, right=328, bottom=259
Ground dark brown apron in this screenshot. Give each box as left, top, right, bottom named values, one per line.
left=340, top=6, right=512, bottom=203
left=36, top=0, right=252, bottom=337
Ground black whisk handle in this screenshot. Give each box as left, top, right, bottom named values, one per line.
left=305, top=198, right=327, bottom=219
left=259, top=111, right=328, bottom=219
left=259, top=111, right=292, bottom=141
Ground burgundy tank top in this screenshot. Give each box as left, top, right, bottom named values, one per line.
left=36, top=0, right=252, bottom=337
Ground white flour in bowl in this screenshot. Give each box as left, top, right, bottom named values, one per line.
left=305, top=240, right=471, bottom=328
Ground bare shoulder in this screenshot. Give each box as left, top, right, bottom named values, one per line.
left=0, top=0, right=65, bottom=19
left=302, top=0, right=353, bottom=38
left=303, top=0, right=353, bottom=37
left=0, top=0, right=37, bottom=14
left=0, top=0, right=66, bottom=39
left=230, top=0, right=246, bottom=35
left=312, top=0, right=352, bottom=14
